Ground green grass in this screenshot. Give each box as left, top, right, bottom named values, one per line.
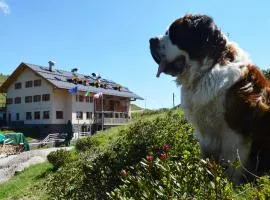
left=0, top=162, right=52, bottom=200
left=91, top=125, right=127, bottom=150
left=130, top=103, right=143, bottom=111
left=92, top=108, right=182, bottom=150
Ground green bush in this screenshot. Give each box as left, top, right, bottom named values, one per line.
left=45, top=108, right=270, bottom=199
left=46, top=109, right=197, bottom=199
left=47, top=149, right=77, bottom=171
left=131, top=108, right=169, bottom=120
left=75, top=136, right=98, bottom=152
left=109, top=148, right=233, bottom=199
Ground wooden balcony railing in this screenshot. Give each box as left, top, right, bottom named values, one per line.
left=95, top=117, right=131, bottom=125
left=94, top=111, right=131, bottom=125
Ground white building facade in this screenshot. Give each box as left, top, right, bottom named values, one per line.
left=0, top=62, right=143, bottom=138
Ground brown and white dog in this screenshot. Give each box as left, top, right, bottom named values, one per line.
left=149, top=14, right=270, bottom=183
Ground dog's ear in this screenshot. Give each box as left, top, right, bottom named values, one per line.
left=169, top=14, right=226, bottom=60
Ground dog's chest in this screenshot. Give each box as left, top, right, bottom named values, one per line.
left=181, top=86, right=226, bottom=134
left=181, top=86, right=250, bottom=163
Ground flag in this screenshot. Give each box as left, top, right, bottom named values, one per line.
left=85, top=88, right=90, bottom=96
left=68, top=86, right=78, bottom=94
left=93, top=92, right=103, bottom=99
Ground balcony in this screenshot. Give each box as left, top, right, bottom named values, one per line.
left=94, top=111, right=131, bottom=125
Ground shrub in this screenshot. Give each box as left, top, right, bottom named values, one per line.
left=108, top=145, right=233, bottom=199
left=46, top=160, right=85, bottom=199
left=131, top=108, right=169, bottom=120
left=75, top=136, right=98, bottom=152
left=47, top=149, right=77, bottom=171
left=46, top=109, right=198, bottom=199
left=46, top=109, right=270, bottom=199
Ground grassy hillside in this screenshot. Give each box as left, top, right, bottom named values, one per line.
left=0, top=74, right=8, bottom=106
left=130, top=103, right=143, bottom=111
left=0, top=162, right=52, bottom=200
left=1, top=108, right=270, bottom=199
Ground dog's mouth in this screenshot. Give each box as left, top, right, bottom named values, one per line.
left=149, top=37, right=186, bottom=77
left=156, top=56, right=186, bottom=77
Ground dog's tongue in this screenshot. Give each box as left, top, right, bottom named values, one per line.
left=156, top=61, right=167, bottom=77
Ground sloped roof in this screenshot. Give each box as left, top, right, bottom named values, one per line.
left=0, top=62, right=143, bottom=100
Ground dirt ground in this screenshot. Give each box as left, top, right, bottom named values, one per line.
left=0, top=147, right=73, bottom=183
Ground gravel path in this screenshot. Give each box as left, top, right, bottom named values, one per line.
left=0, top=147, right=73, bottom=183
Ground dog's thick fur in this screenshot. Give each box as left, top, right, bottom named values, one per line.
left=149, top=14, right=270, bottom=183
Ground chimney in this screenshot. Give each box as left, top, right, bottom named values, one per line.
left=48, top=61, right=55, bottom=72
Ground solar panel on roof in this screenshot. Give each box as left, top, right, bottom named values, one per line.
left=24, top=63, right=143, bottom=100
left=55, top=76, right=62, bottom=81
left=39, top=66, right=48, bottom=71
left=56, top=70, right=63, bottom=74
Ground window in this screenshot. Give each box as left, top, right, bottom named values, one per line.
left=14, top=82, right=22, bottom=89
left=25, top=96, right=32, bottom=103
left=25, top=80, right=33, bottom=88
left=34, top=111, right=40, bottom=120
left=34, top=79, right=41, bottom=87
left=56, top=111, right=63, bottom=119
left=76, top=111, right=83, bottom=119
left=42, top=94, right=50, bottom=101
left=33, top=95, right=41, bottom=102
left=79, top=95, right=84, bottom=102
left=6, top=98, right=13, bottom=105
left=43, top=111, right=50, bottom=119
left=26, top=112, right=32, bottom=120
left=115, top=100, right=120, bottom=107
left=14, top=97, right=21, bottom=104
left=16, top=113, right=20, bottom=121
left=86, top=112, right=92, bottom=119
left=85, top=96, right=93, bottom=103
left=104, top=113, right=113, bottom=118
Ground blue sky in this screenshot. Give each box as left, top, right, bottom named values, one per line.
left=1, top=0, right=270, bottom=109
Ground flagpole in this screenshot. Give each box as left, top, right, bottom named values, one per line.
left=94, top=97, right=96, bottom=133
left=89, top=95, right=91, bottom=135
left=102, top=95, right=104, bottom=131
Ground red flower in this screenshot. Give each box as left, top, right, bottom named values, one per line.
left=120, top=169, right=127, bottom=177
left=162, top=144, right=171, bottom=152
left=160, top=153, right=168, bottom=160
left=146, top=155, right=154, bottom=162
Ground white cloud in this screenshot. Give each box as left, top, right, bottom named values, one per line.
left=0, top=1, right=10, bottom=14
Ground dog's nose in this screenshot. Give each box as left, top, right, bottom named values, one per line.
left=149, top=37, right=159, bottom=47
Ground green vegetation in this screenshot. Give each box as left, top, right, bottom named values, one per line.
left=0, top=162, right=52, bottom=200
left=131, top=107, right=170, bottom=120
left=46, top=109, right=190, bottom=199
left=2, top=108, right=270, bottom=199
left=130, top=103, right=143, bottom=111
left=0, top=74, right=8, bottom=106
left=47, top=149, right=77, bottom=171
left=45, top=108, right=270, bottom=199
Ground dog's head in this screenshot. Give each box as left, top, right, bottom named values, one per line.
left=149, top=14, right=227, bottom=84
